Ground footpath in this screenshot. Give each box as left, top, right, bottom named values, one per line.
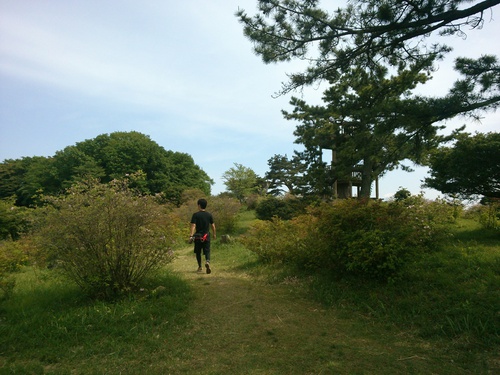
left=164, top=246, right=462, bottom=374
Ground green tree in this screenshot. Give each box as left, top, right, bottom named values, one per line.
left=239, top=1, right=500, bottom=199
left=284, top=61, right=463, bottom=198
left=0, top=132, right=214, bottom=206
left=424, top=132, right=500, bottom=199
left=237, top=0, right=500, bottom=95
left=222, top=163, right=260, bottom=202
left=71, top=131, right=213, bottom=202
left=265, top=154, right=306, bottom=196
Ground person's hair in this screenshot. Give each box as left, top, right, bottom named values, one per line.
left=197, top=198, right=208, bottom=209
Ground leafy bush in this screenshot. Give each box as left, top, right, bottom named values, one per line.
left=243, top=198, right=455, bottom=280
left=0, top=198, right=32, bottom=240
left=255, top=196, right=294, bottom=220
left=176, top=196, right=241, bottom=235
left=0, top=239, right=30, bottom=299
left=478, top=198, right=500, bottom=230
left=240, top=217, right=305, bottom=263
left=209, top=196, right=241, bottom=234
left=36, top=178, right=179, bottom=299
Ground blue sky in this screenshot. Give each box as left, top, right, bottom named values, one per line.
left=1, top=1, right=499, bottom=198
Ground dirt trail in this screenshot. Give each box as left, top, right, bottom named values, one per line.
left=164, top=247, right=456, bottom=374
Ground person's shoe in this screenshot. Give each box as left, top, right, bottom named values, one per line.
left=197, top=267, right=203, bottom=272
left=205, top=262, right=211, bottom=274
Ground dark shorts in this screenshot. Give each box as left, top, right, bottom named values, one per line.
left=194, top=240, right=210, bottom=255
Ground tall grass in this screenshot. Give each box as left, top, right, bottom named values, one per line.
left=303, top=218, right=500, bottom=351
left=0, top=267, right=192, bottom=374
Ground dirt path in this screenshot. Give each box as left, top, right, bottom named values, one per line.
left=161, top=246, right=470, bottom=374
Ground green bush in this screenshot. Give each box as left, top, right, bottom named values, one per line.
left=209, top=196, right=242, bottom=234
left=478, top=198, right=500, bottom=230
left=0, top=239, right=30, bottom=299
left=243, top=198, right=454, bottom=280
left=0, top=198, right=33, bottom=240
left=36, top=179, right=179, bottom=299
left=255, top=196, right=294, bottom=220
left=240, top=217, right=304, bottom=263
left=176, top=196, right=241, bottom=235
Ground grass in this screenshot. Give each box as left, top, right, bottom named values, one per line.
left=0, top=215, right=499, bottom=374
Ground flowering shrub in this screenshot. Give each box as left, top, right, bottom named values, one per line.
left=37, top=179, right=179, bottom=299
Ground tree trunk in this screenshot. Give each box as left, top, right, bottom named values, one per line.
left=359, top=160, right=373, bottom=198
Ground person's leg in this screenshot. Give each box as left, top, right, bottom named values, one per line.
left=194, top=244, right=202, bottom=271
left=203, top=242, right=211, bottom=274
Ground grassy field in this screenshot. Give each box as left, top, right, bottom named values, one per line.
left=0, top=213, right=498, bottom=374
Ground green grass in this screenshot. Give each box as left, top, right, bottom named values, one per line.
left=1, top=216, right=499, bottom=374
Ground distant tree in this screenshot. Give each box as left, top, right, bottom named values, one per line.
left=71, top=132, right=213, bottom=202
left=222, top=163, right=260, bottom=202
left=0, top=132, right=214, bottom=206
left=255, top=196, right=295, bottom=221
left=0, top=156, right=59, bottom=207
left=52, top=146, right=105, bottom=189
left=424, top=132, right=500, bottom=199
left=265, top=154, right=305, bottom=196
left=394, top=187, right=412, bottom=202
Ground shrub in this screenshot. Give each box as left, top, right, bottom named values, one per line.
left=240, top=217, right=304, bottom=263
left=243, top=198, right=454, bottom=280
left=0, top=239, right=30, bottom=299
left=209, top=196, right=241, bottom=234
left=256, top=197, right=292, bottom=220
left=36, top=178, right=179, bottom=299
left=0, top=198, right=33, bottom=240
left=176, top=196, right=241, bottom=235
left=478, top=198, right=500, bottom=230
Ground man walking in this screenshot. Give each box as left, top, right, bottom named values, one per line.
left=190, top=198, right=216, bottom=274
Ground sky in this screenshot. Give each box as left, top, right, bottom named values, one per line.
left=1, top=0, right=499, bottom=199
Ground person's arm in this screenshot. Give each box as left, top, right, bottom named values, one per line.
left=190, top=223, right=196, bottom=237
left=211, top=223, right=216, bottom=240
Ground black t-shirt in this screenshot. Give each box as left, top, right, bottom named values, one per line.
left=190, top=211, right=214, bottom=234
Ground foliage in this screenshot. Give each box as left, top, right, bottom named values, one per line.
left=478, top=198, right=500, bottom=230
left=36, top=177, right=179, bottom=299
left=222, top=163, right=261, bottom=202
left=255, top=196, right=294, bottom=220
left=209, top=197, right=242, bottom=234
left=424, top=132, right=500, bottom=199
left=176, top=195, right=241, bottom=236
left=282, top=56, right=499, bottom=198
left=0, top=240, right=30, bottom=300
left=0, top=131, right=214, bottom=207
left=307, top=217, right=500, bottom=353
left=240, top=216, right=307, bottom=264
left=0, top=197, right=33, bottom=240
left=240, top=1, right=499, bottom=200
left=265, top=154, right=306, bottom=196
left=243, top=197, right=455, bottom=280
left=394, top=187, right=412, bottom=201
left=237, top=0, right=500, bottom=96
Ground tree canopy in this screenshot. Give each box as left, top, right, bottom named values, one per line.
left=222, top=163, right=261, bottom=202
left=237, top=0, right=500, bottom=95
left=423, top=132, right=500, bottom=199
left=0, top=132, right=213, bottom=206
left=240, top=1, right=500, bottom=199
